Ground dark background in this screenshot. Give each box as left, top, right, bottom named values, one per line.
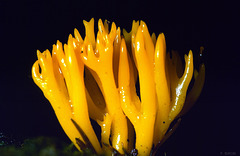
left=0, top=0, right=239, bottom=155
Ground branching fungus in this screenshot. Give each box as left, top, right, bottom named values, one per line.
left=32, top=18, right=205, bottom=156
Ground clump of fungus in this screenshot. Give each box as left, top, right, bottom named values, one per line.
left=32, top=18, right=205, bottom=155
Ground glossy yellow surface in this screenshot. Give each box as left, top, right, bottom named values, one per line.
left=32, top=18, right=205, bottom=155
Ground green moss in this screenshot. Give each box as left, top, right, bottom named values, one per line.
left=0, top=136, right=97, bottom=156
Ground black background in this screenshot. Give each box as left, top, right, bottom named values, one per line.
left=0, top=0, right=239, bottom=155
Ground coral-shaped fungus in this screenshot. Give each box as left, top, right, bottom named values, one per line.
left=32, top=18, right=205, bottom=156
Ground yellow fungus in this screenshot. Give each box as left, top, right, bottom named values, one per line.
left=32, top=18, right=205, bottom=155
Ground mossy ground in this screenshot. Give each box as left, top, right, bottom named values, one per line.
left=0, top=135, right=98, bottom=156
